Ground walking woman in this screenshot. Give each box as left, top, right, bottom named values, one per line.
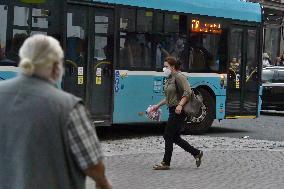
left=152, top=56, right=203, bottom=170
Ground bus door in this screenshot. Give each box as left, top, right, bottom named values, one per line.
left=64, top=5, right=88, bottom=99
left=226, top=27, right=259, bottom=117
left=90, top=8, right=114, bottom=123
left=243, top=29, right=259, bottom=115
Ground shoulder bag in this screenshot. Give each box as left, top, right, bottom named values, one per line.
left=175, top=76, right=203, bottom=117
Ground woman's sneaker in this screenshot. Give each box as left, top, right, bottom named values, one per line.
left=195, top=151, right=203, bottom=168
left=153, top=162, right=170, bottom=170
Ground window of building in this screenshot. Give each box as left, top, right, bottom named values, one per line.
left=264, top=26, right=280, bottom=65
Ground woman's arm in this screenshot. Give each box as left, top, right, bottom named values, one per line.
left=152, top=98, right=167, bottom=112
left=175, top=74, right=192, bottom=114
left=178, top=96, right=189, bottom=107
left=157, top=98, right=167, bottom=107
left=175, top=74, right=192, bottom=103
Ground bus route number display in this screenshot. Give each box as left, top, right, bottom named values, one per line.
left=191, top=19, right=222, bottom=34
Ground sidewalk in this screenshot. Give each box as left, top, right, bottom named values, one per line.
left=86, top=136, right=284, bottom=189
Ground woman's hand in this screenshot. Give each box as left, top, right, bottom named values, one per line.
left=175, top=104, right=183, bottom=114
left=152, top=105, right=159, bottom=112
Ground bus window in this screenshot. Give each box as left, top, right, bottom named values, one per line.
left=155, top=33, right=186, bottom=69
left=0, top=5, right=8, bottom=53
left=120, top=8, right=135, bottom=32
left=119, top=33, right=152, bottom=69
left=13, top=6, right=29, bottom=27
left=32, top=8, right=49, bottom=29
left=137, top=10, right=153, bottom=32
left=229, top=28, right=243, bottom=74
left=119, top=8, right=153, bottom=70
left=189, top=33, right=223, bottom=72
left=165, top=14, right=179, bottom=33
left=188, top=18, right=228, bottom=72
left=0, top=5, right=13, bottom=66
left=155, top=12, right=164, bottom=33
left=243, top=29, right=258, bottom=114
left=6, top=3, right=57, bottom=64
left=154, top=14, right=187, bottom=70
left=246, top=29, right=257, bottom=80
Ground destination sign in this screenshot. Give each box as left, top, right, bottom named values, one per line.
left=191, top=19, right=222, bottom=34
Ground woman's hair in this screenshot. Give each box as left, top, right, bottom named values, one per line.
left=165, top=56, right=181, bottom=70
left=19, top=34, right=64, bottom=78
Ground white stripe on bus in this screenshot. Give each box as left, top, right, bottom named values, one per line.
left=0, top=66, right=19, bottom=72
left=116, top=70, right=224, bottom=77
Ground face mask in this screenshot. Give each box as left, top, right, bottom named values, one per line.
left=163, top=67, right=171, bottom=78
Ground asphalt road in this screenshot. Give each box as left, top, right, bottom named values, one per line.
left=91, top=112, right=284, bottom=189
left=97, top=112, right=284, bottom=142
left=207, top=111, right=284, bottom=141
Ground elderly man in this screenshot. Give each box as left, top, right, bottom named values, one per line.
left=0, top=35, right=112, bottom=189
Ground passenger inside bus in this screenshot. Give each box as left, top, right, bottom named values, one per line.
left=7, top=33, right=28, bottom=64
left=66, top=37, right=85, bottom=65
left=120, top=33, right=134, bottom=68
left=230, top=57, right=240, bottom=73
left=0, top=45, right=16, bottom=66
left=154, top=34, right=187, bottom=69
left=188, top=34, right=213, bottom=71
left=120, top=33, right=152, bottom=68
left=154, top=35, right=169, bottom=69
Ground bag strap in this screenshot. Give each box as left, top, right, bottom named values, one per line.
left=175, top=79, right=182, bottom=100
left=174, top=72, right=193, bottom=100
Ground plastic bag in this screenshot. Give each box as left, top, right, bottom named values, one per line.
left=145, top=105, right=162, bottom=121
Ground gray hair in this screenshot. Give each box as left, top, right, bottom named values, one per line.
left=19, top=34, right=64, bottom=79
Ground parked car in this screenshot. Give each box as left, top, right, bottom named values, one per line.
left=262, top=66, right=284, bottom=110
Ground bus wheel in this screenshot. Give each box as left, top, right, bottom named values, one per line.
left=183, top=88, right=215, bottom=135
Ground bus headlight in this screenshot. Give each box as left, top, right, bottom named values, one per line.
left=220, top=74, right=226, bottom=88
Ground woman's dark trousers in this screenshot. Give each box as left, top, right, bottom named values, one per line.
left=163, top=106, right=200, bottom=166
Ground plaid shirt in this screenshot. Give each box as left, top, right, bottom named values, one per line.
left=67, top=103, right=104, bottom=170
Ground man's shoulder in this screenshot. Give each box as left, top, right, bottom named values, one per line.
left=51, top=87, right=82, bottom=104
left=0, top=77, right=18, bottom=89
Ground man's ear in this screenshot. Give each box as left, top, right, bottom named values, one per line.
left=51, top=62, right=60, bottom=79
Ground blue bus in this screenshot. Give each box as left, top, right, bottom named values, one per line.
left=0, top=0, right=263, bottom=133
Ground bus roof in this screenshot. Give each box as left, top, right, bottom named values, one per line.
left=92, top=0, right=261, bottom=23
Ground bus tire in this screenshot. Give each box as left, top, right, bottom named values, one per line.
left=183, top=88, right=215, bottom=135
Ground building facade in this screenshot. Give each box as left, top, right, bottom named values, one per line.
left=248, top=0, right=284, bottom=65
